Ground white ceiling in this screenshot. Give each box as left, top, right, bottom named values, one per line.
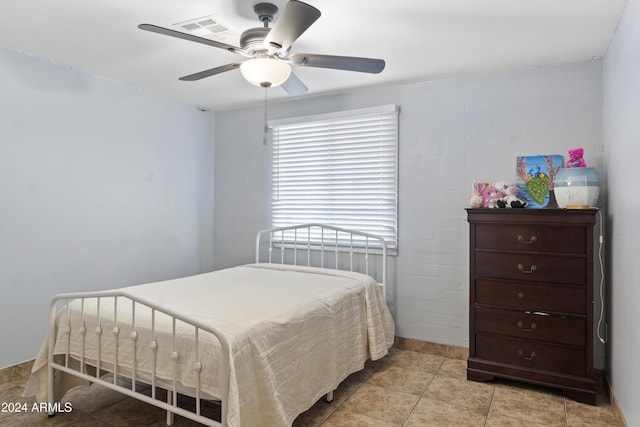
left=0, top=0, right=627, bottom=111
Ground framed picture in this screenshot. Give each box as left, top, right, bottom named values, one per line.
left=516, top=155, right=563, bottom=208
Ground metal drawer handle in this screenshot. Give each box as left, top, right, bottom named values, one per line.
left=518, top=350, right=537, bottom=360
left=517, top=292, right=525, bottom=299
left=517, top=321, right=537, bottom=332
left=517, top=235, right=538, bottom=244
left=518, top=263, right=537, bottom=274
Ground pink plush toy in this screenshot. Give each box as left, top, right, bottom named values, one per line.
left=566, top=148, right=586, bottom=168
left=469, top=180, right=487, bottom=208
left=482, top=185, right=503, bottom=209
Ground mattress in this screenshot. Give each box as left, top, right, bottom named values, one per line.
left=26, top=263, right=395, bottom=427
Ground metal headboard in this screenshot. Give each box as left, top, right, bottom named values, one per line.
left=255, top=223, right=387, bottom=298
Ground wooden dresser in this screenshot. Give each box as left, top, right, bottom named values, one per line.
left=466, top=208, right=597, bottom=405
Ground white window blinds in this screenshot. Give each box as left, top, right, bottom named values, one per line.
left=270, top=104, right=399, bottom=250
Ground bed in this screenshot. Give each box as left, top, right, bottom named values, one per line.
left=24, top=223, right=395, bottom=427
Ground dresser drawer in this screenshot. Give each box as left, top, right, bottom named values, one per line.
left=476, top=335, right=585, bottom=377
left=476, top=280, right=585, bottom=314
left=475, top=252, right=586, bottom=285
left=475, top=224, right=586, bottom=253
left=475, top=306, right=585, bottom=346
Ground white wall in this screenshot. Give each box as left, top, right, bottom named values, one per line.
left=214, top=61, right=604, bottom=364
left=0, top=47, right=215, bottom=368
left=604, top=0, right=640, bottom=424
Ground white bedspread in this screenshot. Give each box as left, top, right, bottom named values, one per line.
left=26, top=263, right=395, bottom=427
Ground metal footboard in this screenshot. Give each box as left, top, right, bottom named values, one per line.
left=47, top=291, right=230, bottom=426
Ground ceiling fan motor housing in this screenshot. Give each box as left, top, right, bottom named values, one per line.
left=240, top=3, right=280, bottom=55
left=240, top=27, right=271, bottom=55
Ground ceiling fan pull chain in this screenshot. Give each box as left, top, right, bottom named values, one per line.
left=263, top=87, right=270, bottom=146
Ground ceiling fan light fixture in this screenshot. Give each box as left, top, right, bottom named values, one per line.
left=240, top=57, right=291, bottom=88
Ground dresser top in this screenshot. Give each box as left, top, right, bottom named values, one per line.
left=466, top=208, right=597, bottom=225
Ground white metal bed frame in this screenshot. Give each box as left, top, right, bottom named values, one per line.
left=46, top=223, right=387, bottom=427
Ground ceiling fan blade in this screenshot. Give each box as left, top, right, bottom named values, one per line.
left=290, top=53, right=385, bottom=74
left=138, top=23, right=242, bottom=54
left=264, top=1, right=321, bottom=53
left=281, top=72, right=308, bottom=95
left=179, top=63, right=242, bottom=81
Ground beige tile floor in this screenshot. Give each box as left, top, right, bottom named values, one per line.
left=0, top=348, right=621, bottom=426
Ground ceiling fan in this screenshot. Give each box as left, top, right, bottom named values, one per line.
left=138, top=0, right=385, bottom=95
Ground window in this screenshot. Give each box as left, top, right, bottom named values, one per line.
left=270, top=104, right=399, bottom=251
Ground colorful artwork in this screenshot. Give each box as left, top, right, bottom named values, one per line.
left=516, top=155, right=563, bottom=208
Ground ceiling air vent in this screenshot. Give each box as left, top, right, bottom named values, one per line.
left=173, top=15, right=239, bottom=44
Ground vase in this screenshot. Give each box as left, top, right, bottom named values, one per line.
left=554, top=167, right=600, bottom=208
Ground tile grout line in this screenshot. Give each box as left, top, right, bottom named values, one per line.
left=483, top=383, right=496, bottom=427
left=399, top=360, right=441, bottom=426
